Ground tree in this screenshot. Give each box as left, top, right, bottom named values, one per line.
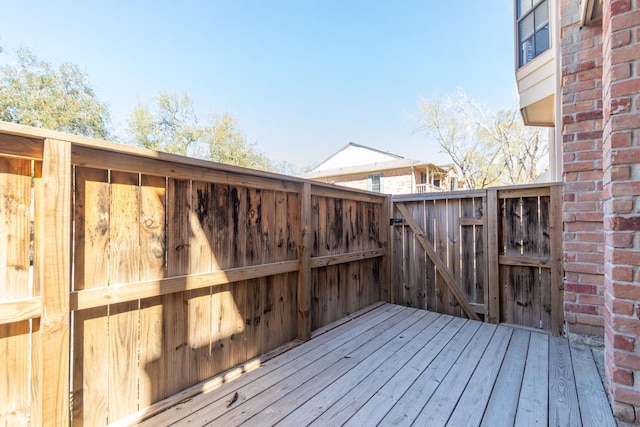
left=127, top=91, right=274, bottom=171
left=0, top=48, right=111, bottom=138
left=415, top=89, right=547, bottom=189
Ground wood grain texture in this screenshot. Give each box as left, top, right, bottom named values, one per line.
left=40, top=139, right=72, bottom=427
left=72, top=166, right=110, bottom=427
left=108, top=171, right=140, bottom=422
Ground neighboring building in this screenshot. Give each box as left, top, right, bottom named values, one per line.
left=514, top=0, right=640, bottom=421
left=299, top=143, right=458, bottom=195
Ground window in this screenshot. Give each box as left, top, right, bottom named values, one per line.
left=368, top=174, right=383, bottom=193
left=433, top=179, right=441, bottom=188
left=517, top=0, right=549, bottom=67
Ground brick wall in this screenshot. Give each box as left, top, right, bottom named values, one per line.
left=602, top=0, right=640, bottom=421
left=561, top=0, right=606, bottom=340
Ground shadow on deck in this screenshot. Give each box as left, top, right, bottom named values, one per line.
left=126, top=303, right=616, bottom=426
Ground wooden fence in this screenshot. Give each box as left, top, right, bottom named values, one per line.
left=0, top=122, right=390, bottom=426
left=391, top=184, right=563, bottom=335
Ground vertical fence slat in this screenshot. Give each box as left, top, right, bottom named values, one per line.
left=298, top=183, right=311, bottom=340
left=0, top=156, right=31, bottom=426
left=188, top=181, right=214, bottom=384
left=164, top=179, right=190, bottom=397
left=72, top=167, right=110, bottom=426
left=138, top=174, right=166, bottom=407
left=40, top=139, right=71, bottom=427
left=550, top=185, right=564, bottom=336
left=108, top=171, right=140, bottom=422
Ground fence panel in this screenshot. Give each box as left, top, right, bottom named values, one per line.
left=0, top=122, right=390, bottom=426
left=392, top=184, right=562, bottom=334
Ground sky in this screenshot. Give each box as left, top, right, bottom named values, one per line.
left=1, top=0, right=519, bottom=172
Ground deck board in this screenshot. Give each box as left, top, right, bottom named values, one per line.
left=138, top=303, right=615, bottom=427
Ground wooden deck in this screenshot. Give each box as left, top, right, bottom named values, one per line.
left=136, top=303, right=615, bottom=426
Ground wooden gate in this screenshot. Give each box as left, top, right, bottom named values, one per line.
left=391, top=184, right=563, bottom=335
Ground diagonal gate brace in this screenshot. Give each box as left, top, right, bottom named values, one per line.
left=395, top=202, right=480, bottom=321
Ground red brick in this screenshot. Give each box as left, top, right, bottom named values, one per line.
left=611, top=0, right=632, bottom=14
left=610, top=181, right=640, bottom=197
left=606, top=232, right=635, bottom=249
left=565, top=282, right=598, bottom=295
left=612, top=78, right=640, bottom=98
left=606, top=165, right=631, bottom=180
left=611, top=10, right=640, bottom=31
left=612, top=63, right=632, bottom=80
left=612, top=148, right=640, bottom=164
left=612, top=199, right=634, bottom=214
left=610, top=132, right=633, bottom=148
left=563, top=218, right=601, bottom=231
left=612, top=29, right=633, bottom=48
left=613, top=334, right=636, bottom=351
left=614, top=349, right=640, bottom=370
left=566, top=303, right=600, bottom=315
left=579, top=294, right=604, bottom=305
left=612, top=283, right=640, bottom=299
left=615, top=386, right=640, bottom=406
left=577, top=313, right=605, bottom=326
left=610, top=97, right=632, bottom=114
left=611, top=401, right=636, bottom=423
left=613, top=367, right=634, bottom=386
left=612, top=299, right=636, bottom=315
left=575, top=212, right=604, bottom=222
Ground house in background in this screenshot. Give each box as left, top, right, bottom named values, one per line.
left=515, top=0, right=640, bottom=421
left=298, top=143, right=458, bottom=195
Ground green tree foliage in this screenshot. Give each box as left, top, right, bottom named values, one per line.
left=0, top=48, right=111, bottom=138
left=415, top=89, right=547, bottom=189
left=127, top=91, right=274, bottom=171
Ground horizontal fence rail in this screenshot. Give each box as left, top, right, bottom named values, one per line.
left=0, top=122, right=390, bottom=426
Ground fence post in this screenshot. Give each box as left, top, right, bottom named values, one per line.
left=550, top=184, right=564, bottom=336
left=297, top=182, right=312, bottom=340
left=486, top=188, right=500, bottom=324
left=381, top=195, right=393, bottom=303
left=39, top=138, right=72, bottom=426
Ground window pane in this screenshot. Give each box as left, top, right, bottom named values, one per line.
left=371, top=175, right=381, bottom=192
left=535, top=25, right=549, bottom=56
left=519, top=14, right=534, bottom=41
left=520, top=37, right=535, bottom=66
left=518, top=0, right=533, bottom=18
left=535, top=0, right=549, bottom=30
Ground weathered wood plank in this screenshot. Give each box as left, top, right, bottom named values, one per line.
left=138, top=174, right=166, bottom=408
left=480, top=328, right=530, bottom=427
left=298, top=182, right=312, bottom=340
left=515, top=332, right=549, bottom=426
left=70, top=260, right=300, bottom=310
left=486, top=189, right=500, bottom=324
left=72, top=166, right=110, bottom=427
left=108, top=171, right=140, bottom=422
left=310, top=248, right=384, bottom=268
left=0, top=297, right=40, bottom=324
left=549, top=185, right=564, bottom=336
left=571, top=342, right=616, bottom=427
left=39, top=139, right=72, bottom=426
left=164, top=178, right=190, bottom=398
left=549, top=336, right=581, bottom=426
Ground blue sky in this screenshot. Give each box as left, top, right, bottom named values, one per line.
left=1, top=1, right=518, bottom=171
